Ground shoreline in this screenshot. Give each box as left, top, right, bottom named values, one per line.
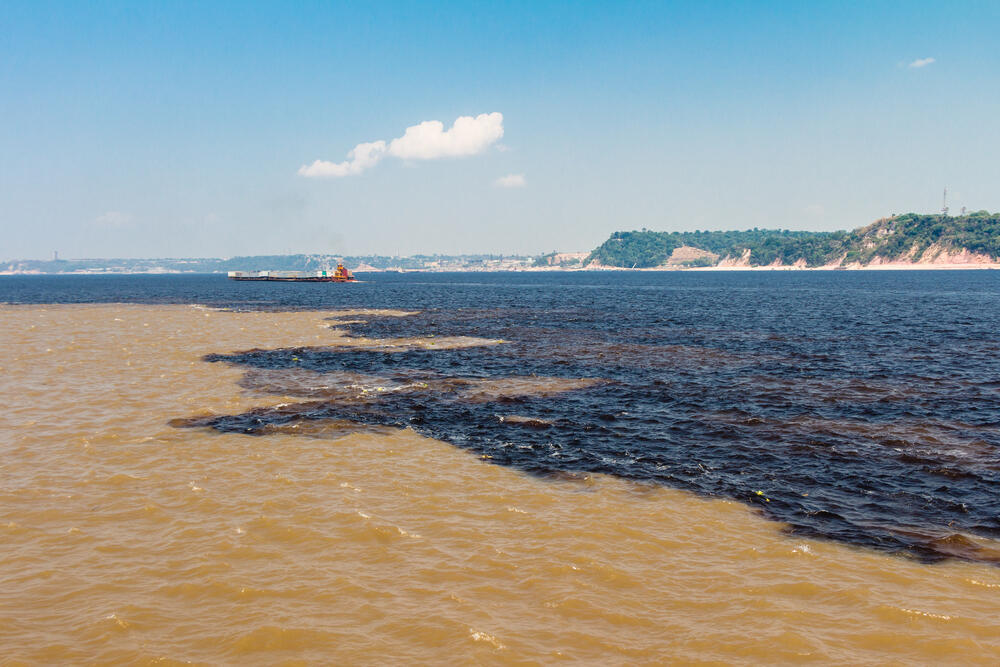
left=3, top=263, right=999, bottom=276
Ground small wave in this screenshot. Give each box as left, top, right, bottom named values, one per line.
left=469, top=629, right=505, bottom=650
left=898, top=608, right=953, bottom=621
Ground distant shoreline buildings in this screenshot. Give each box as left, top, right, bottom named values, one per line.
left=5, top=211, right=1000, bottom=274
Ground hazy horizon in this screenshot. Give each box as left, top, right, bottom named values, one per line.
left=3, top=1, right=999, bottom=259
left=7, top=209, right=997, bottom=263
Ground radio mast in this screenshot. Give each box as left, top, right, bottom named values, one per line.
left=941, top=188, right=949, bottom=217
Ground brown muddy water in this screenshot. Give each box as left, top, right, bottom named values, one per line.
left=2, top=304, right=999, bottom=664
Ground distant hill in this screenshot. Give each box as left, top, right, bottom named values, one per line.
left=586, top=212, right=1000, bottom=268
left=7, top=212, right=1000, bottom=274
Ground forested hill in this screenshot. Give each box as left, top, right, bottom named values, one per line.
left=585, top=212, right=1000, bottom=268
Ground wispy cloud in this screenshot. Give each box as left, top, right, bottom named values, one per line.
left=908, top=57, right=936, bottom=69
left=94, top=211, right=132, bottom=227
left=298, top=141, right=386, bottom=178
left=494, top=173, right=526, bottom=188
left=299, top=112, right=504, bottom=178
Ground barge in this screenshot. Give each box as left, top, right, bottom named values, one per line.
left=228, top=264, right=357, bottom=282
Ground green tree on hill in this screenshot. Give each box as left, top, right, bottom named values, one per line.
left=586, top=214, right=1000, bottom=268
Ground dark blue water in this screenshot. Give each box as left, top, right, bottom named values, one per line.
left=6, top=271, right=1000, bottom=563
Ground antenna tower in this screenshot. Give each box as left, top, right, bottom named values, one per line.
left=941, top=188, right=949, bottom=217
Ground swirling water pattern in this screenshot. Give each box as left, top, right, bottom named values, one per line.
left=7, top=271, right=999, bottom=562
left=4, top=272, right=1000, bottom=662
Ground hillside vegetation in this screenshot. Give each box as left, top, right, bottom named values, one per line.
left=586, top=212, right=1000, bottom=268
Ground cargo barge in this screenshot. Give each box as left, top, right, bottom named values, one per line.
left=228, top=264, right=356, bottom=282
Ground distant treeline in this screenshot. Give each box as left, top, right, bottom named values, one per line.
left=8, top=212, right=1000, bottom=273
left=586, top=212, right=1000, bottom=268
left=2, top=253, right=530, bottom=274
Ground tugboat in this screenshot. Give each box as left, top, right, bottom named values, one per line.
left=228, top=263, right=357, bottom=282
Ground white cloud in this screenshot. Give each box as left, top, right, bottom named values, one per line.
left=299, top=112, right=503, bottom=178
left=388, top=112, right=503, bottom=160
left=94, top=211, right=132, bottom=227
left=298, top=140, right=387, bottom=177
left=908, top=57, right=935, bottom=68
left=494, top=173, right=526, bottom=188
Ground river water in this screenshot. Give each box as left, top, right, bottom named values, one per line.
left=2, top=272, right=999, bottom=662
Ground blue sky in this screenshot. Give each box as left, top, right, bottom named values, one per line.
left=2, top=1, right=998, bottom=258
